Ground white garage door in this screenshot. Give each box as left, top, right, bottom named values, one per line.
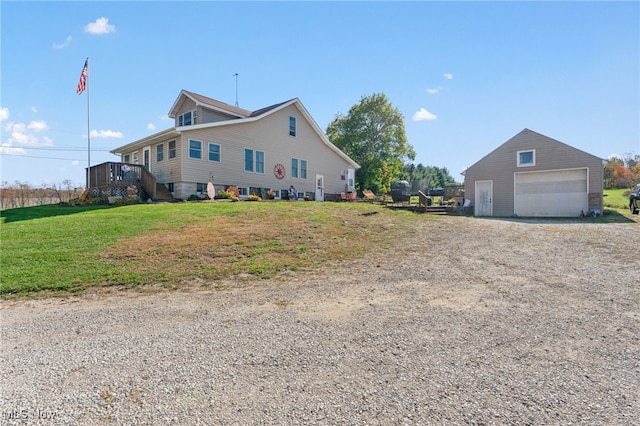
left=514, top=169, right=588, bottom=217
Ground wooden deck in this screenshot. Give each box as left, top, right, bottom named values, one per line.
left=87, top=162, right=158, bottom=200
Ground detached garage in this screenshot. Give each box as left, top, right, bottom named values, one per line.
left=463, top=129, right=604, bottom=217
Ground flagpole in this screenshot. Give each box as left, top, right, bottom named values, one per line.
left=86, top=58, right=91, bottom=189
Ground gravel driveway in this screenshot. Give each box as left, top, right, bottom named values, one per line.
left=1, top=216, right=639, bottom=425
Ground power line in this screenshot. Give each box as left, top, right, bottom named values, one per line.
left=0, top=153, right=83, bottom=161
left=0, top=153, right=85, bottom=161
left=10, top=146, right=113, bottom=152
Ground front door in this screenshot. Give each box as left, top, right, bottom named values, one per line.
left=315, top=174, right=324, bottom=201
left=475, top=180, right=493, bottom=216
left=143, top=147, right=151, bottom=171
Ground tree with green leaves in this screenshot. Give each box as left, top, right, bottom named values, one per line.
left=400, top=163, right=459, bottom=192
left=326, top=93, right=415, bottom=194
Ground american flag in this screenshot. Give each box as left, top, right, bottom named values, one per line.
left=76, top=59, right=88, bottom=95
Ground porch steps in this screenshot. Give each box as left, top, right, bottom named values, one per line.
left=154, top=183, right=174, bottom=201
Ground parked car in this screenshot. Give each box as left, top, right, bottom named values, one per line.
left=630, top=183, right=640, bottom=215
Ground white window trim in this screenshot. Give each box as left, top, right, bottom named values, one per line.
left=289, top=116, right=296, bottom=137
left=178, top=109, right=197, bottom=127
left=238, top=187, right=249, bottom=198
left=244, top=148, right=265, bottom=174
left=517, top=149, right=536, bottom=167
left=156, top=143, right=164, bottom=162
left=189, top=138, right=203, bottom=160
left=208, top=142, right=221, bottom=163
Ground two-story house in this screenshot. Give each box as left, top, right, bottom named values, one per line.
left=109, top=90, right=359, bottom=201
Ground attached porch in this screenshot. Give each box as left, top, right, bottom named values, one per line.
left=86, top=162, right=173, bottom=201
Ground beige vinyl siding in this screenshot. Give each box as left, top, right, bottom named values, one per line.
left=200, top=109, right=240, bottom=124
left=174, top=98, right=196, bottom=127
left=176, top=104, right=353, bottom=197
left=141, top=138, right=181, bottom=185
left=465, top=129, right=603, bottom=216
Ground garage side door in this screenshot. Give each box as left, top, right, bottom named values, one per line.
left=514, top=169, right=588, bottom=217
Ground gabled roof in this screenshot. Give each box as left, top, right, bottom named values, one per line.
left=168, top=90, right=252, bottom=119
left=462, top=128, right=603, bottom=174
left=113, top=91, right=360, bottom=169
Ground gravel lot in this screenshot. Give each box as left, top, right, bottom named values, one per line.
left=1, top=216, right=639, bottom=425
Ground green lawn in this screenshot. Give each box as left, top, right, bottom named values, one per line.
left=603, top=188, right=632, bottom=210
left=1, top=201, right=417, bottom=297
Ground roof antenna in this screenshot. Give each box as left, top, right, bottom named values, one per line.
left=233, top=73, right=239, bottom=107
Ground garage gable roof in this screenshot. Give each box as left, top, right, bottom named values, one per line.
left=463, top=128, right=604, bottom=175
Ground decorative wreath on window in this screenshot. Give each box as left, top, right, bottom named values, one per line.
left=121, top=164, right=130, bottom=173
left=274, top=164, right=285, bottom=179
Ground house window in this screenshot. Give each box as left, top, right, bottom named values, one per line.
left=189, top=139, right=202, bottom=159
left=256, top=151, right=265, bottom=174
left=300, top=160, right=307, bottom=179
left=178, top=110, right=196, bottom=127
left=238, top=187, right=249, bottom=197
left=244, top=149, right=264, bottom=173
left=291, top=158, right=299, bottom=178
left=245, top=149, right=254, bottom=172
left=289, top=116, right=296, bottom=136
left=208, top=143, right=220, bottom=162
left=196, top=182, right=207, bottom=192
left=124, top=154, right=130, bottom=163
left=168, top=140, right=176, bottom=159
left=517, top=150, right=535, bottom=167
left=167, top=183, right=174, bottom=193
left=156, top=144, right=164, bottom=162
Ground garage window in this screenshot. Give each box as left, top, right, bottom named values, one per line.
left=517, top=150, right=535, bottom=167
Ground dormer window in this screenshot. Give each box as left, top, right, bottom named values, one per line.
left=517, top=150, right=535, bottom=167
left=289, top=116, right=296, bottom=137
left=178, top=110, right=197, bottom=126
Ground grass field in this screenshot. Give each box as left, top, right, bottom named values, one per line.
left=1, top=201, right=419, bottom=297
left=2, top=197, right=636, bottom=298
left=603, top=188, right=633, bottom=210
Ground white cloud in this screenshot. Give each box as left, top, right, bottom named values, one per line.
left=413, top=108, right=437, bottom=121
left=443, top=73, right=453, bottom=80
left=0, top=144, right=26, bottom=156
left=426, top=88, right=440, bottom=94
left=53, top=35, right=72, bottom=49
left=90, top=129, right=123, bottom=139
left=84, top=17, right=116, bottom=35
left=31, top=106, right=38, bottom=113
left=8, top=122, right=26, bottom=133
left=160, top=115, right=171, bottom=121
left=28, top=120, right=48, bottom=131
left=147, top=123, right=156, bottom=131
left=71, top=160, right=80, bottom=166
left=1, top=114, right=53, bottom=155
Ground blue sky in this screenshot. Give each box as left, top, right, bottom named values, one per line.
left=2, top=1, right=639, bottom=187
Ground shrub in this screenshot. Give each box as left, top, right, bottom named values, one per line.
left=114, top=196, right=143, bottom=206
left=187, top=194, right=205, bottom=201
left=67, top=196, right=108, bottom=206
left=247, top=194, right=262, bottom=201
left=215, top=191, right=234, bottom=200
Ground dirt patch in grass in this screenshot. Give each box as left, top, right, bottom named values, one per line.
left=100, top=204, right=411, bottom=288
